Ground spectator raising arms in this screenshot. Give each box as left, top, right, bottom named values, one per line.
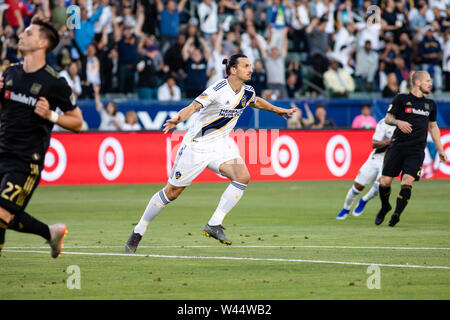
left=197, top=0, right=219, bottom=41
left=182, top=36, right=211, bottom=98
left=155, top=0, right=187, bottom=54
left=287, top=102, right=314, bottom=129
left=94, top=84, right=125, bottom=131
left=136, top=44, right=162, bottom=100
left=113, top=4, right=145, bottom=94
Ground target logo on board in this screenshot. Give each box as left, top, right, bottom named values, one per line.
left=326, top=135, right=351, bottom=177
left=98, top=137, right=124, bottom=181
left=42, top=138, right=67, bottom=182
left=437, top=134, right=450, bottom=175
left=270, top=135, right=299, bottom=178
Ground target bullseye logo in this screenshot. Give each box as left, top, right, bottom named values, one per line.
left=271, top=135, right=299, bottom=178
left=326, top=135, right=351, bottom=177
left=42, top=138, right=67, bottom=182
left=437, top=134, right=450, bottom=175
left=98, top=137, right=124, bottom=181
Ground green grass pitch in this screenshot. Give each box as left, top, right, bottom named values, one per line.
left=1, top=180, right=449, bottom=300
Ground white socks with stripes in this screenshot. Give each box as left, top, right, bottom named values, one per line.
left=208, top=181, right=247, bottom=226
left=133, top=181, right=247, bottom=235
left=134, top=189, right=171, bottom=236
left=362, top=181, right=379, bottom=202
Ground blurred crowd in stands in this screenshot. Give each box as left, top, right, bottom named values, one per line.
left=1, top=0, right=449, bottom=130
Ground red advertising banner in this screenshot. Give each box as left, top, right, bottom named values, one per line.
left=40, top=130, right=450, bottom=185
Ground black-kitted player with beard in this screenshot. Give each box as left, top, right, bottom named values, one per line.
left=375, top=71, right=448, bottom=227
left=0, top=17, right=83, bottom=257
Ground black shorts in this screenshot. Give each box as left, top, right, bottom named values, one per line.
left=0, top=157, right=41, bottom=215
left=382, top=144, right=425, bottom=181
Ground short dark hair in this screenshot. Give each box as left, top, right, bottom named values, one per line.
left=222, top=53, right=248, bottom=76
left=315, top=103, right=325, bottom=110
left=31, top=16, right=60, bottom=53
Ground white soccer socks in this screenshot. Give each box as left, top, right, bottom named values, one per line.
left=208, top=181, right=247, bottom=226
left=362, top=181, right=379, bottom=202
left=134, top=189, right=171, bottom=236
left=343, top=185, right=361, bottom=210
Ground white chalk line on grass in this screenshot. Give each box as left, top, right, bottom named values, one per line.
left=4, top=245, right=450, bottom=250
left=3, top=249, right=450, bottom=270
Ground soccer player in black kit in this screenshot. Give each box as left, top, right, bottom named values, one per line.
left=375, top=71, right=447, bottom=227
left=0, top=17, right=83, bottom=257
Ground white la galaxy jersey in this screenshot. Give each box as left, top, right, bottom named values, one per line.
left=371, top=118, right=396, bottom=157
left=183, top=78, right=256, bottom=144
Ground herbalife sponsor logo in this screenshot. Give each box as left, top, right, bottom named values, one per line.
left=4, top=90, right=37, bottom=107
left=219, top=108, right=244, bottom=118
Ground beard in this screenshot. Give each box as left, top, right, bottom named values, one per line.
left=421, top=86, right=431, bottom=95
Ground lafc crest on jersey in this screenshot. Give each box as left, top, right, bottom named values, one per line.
left=30, top=83, right=42, bottom=95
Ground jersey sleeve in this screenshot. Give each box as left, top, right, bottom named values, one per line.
left=48, top=78, right=77, bottom=112
left=386, top=94, right=403, bottom=117
left=372, top=120, right=386, bottom=141
left=194, top=81, right=222, bottom=108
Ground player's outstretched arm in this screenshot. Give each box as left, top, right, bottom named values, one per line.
left=429, top=121, right=448, bottom=163
left=250, top=97, right=296, bottom=120
left=35, top=97, right=83, bottom=132
left=163, top=100, right=203, bottom=134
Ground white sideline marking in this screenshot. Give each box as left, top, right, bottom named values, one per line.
left=4, top=245, right=450, bottom=250
left=3, top=249, right=450, bottom=270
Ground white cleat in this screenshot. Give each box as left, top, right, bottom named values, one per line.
left=47, top=224, right=67, bottom=258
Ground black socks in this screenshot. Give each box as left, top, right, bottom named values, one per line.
left=379, top=185, right=392, bottom=210
left=394, top=185, right=412, bottom=216
left=9, top=212, right=50, bottom=241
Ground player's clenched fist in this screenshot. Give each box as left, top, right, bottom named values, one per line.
left=34, top=97, right=51, bottom=120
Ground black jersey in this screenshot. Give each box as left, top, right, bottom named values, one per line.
left=0, top=63, right=76, bottom=165
left=387, top=93, right=437, bottom=149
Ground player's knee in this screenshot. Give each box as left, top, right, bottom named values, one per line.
left=401, top=175, right=415, bottom=186
left=354, top=183, right=365, bottom=191
left=163, top=185, right=184, bottom=201
left=235, top=172, right=250, bottom=185
left=0, top=206, right=15, bottom=224
left=379, top=176, right=392, bottom=187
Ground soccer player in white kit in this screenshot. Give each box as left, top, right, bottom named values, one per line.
left=125, top=54, right=295, bottom=252
left=336, top=118, right=396, bottom=219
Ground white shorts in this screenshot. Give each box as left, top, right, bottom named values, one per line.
left=168, top=138, right=242, bottom=187
left=354, top=153, right=384, bottom=186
